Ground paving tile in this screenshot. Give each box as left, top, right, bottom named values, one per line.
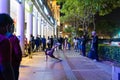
left=19, top=49, right=112, bottom=80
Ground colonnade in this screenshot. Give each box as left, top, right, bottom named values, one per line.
left=0, top=0, right=56, bottom=54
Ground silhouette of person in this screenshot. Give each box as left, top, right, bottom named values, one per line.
left=0, top=13, right=15, bottom=80
left=81, top=35, right=86, bottom=56
left=5, top=14, right=22, bottom=80
left=91, top=31, right=99, bottom=61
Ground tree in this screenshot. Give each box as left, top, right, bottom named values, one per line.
left=57, top=0, right=120, bottom=37
left=63, top=25, right=75, bottom=37
left=58, top=0, right=93, bottom=36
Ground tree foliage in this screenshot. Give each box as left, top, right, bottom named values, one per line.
left=63, top=25, right=75, bottom=35
left=57, top=0, right=120, bottom=37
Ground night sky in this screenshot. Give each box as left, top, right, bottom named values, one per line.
left=96, top=7, right=120, bottom=24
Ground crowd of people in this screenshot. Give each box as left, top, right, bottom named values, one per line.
left=25, top=31, right=99, bottom=62
left=0, top=13, right=99, bottom=80
left=72, top=32, right=99, bottom=61
left=25, top=35, right=64, bottom=52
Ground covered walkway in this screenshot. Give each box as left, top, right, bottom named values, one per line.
left=19, top=49, right=112, bottom=80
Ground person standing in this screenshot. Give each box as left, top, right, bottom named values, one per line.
left=64, top=37, right=68, bottom=51
left=68, top=37, right=71, bottom=50
left=81, top=35, right=86, bottom=56
left=39, top=35, right=42, bottom=51
left=30, top=35, right=35, bottom=52
left=78, top=36, right=82, bottom=53
left=91, top=31, right=99, bottom=61
left=58, top=35, right=63, bottom=50
left=35, top=35, right=40, bottom=52
left=42, top=35, right=46, bottom=51
left=5, top=14, right=22, bottom=80
left=50, top=36, right=53, bottom=48
left=0, top=13, right=15, bottom=80
left=47, top=36, right=51, bottom=49
left=28, top=40, right=32, bottom=59
left=73, top=37, right=78, bottom=52
left=53, top=35, right=58, bottom=46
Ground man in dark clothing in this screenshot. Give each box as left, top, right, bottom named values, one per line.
left=81, top=35, right=86, bottom=56
left=50, top=36, right=53, bottom=48
left=35, top=36, right=40, bottom=51
left=38, top=35, right=42, bottom=51
left=31, top=35, right=35, bottom=52
left=58, top=36, right=63, bottom=50
left=42, top=35, right=46, bottom=51
left=91, top=31, right=99, bottom=61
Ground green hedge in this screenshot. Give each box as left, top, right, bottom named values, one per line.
left=98, top=44, right=120, bottom=62
left=86, top=44, right=120, bottom=62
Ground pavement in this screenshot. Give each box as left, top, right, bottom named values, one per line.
left=19, top=49, right=112, bottom=80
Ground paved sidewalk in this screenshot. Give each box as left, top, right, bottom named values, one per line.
left=62, top=50, right=112, bottom=80
left=19, top=50, right=112, bottom=80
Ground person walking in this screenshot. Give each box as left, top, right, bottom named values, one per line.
left=0, top=13, right=15, bottom=80
left=5, top=14, right=22, bottom=80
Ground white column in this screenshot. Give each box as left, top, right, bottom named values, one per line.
left=0, top=0, right=10, bottom=14
left=16, top=1, right=25, bottom=54
left=26, top=3, right=33, bottom=41
left=52, top=27, right=54, bottom=35
left=48, top=27, right=50, bottom=36
left=41, top=19, right=44, bottom=37
left=47, top=26, right=49, bottom=36
left=46, top=25, right=48, bottom=37
left=41, top=24, right=43, bottom=37
left=40, top=19, right=42, bottom=36
left=46, top=23, right=49, bottom=37
left=49, top=25, right=52, bottom=35
left=43, top=21, right=45, bottom=36
left=38, top=18, right=41, bottom=35
left=36, top=14, right=38, bottom=36
left=49, top=26, right=51, bottom=36
left=46, top=25, right=47, bottom=38
left=33, top=12, right=38, bottom=39
left=54, top=25, right=57, bottom=36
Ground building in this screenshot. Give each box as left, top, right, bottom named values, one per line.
left=47, top=0, right=61, bottom=36
left=0, top=0, right=60, bottom=54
